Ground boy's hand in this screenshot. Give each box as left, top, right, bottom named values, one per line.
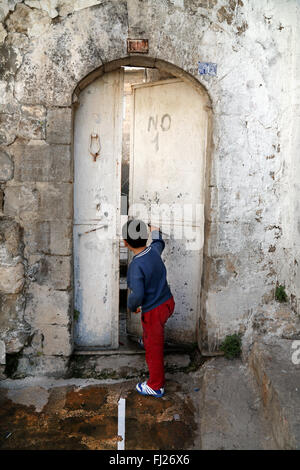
left=148, top=224, right=160, bottom=232
left=127, top=307, right=141, bottom=314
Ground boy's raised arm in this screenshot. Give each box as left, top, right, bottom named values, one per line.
left=149, top=225, right=165, bottom=255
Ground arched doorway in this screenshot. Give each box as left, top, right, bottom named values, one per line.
left=72, top=58, right=212, bottom=350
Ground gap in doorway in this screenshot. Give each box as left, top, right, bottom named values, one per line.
left=118, top=66, right=175, bottom=349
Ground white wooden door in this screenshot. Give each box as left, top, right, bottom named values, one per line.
left=128, top=78, right=208, bottom=344
left=73, top=70, right=123, bottom=348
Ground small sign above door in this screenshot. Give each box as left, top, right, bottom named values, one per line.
left=127, top=38, right=149, bottom=54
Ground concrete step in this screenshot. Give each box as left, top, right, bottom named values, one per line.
left=249, top=338, right=300, bottom=449
left=198, top=357, right=277, bottom=449
left=69, top=350, right=191, bottom=380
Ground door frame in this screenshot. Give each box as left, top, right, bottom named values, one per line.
left=72, top=57, right=213, bottom=352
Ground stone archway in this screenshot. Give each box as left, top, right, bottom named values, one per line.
left=71, top=57, right=213, bottom=352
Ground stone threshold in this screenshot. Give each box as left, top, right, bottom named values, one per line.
left=73, top=334, right=196, bottom=356
left=73, top=349, right=145, bottom=356
left=69, top=338, right=194, bottom=380
left=73, top=346, right=189, bottom=356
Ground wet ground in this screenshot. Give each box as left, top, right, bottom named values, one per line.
left=0, top=373, right=201, bottom=450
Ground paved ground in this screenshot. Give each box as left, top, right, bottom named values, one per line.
left=199, top=357, right=277, bottom=449
left=0, top=372, right=202, bottom=450
left=249, top=337, right=300, bottom=449
left=0, top=353, right=282, bottom=450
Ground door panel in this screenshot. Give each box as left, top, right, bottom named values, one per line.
left=73, top=69, right=123, bottom=348
left=128, top=78, right=207, bottom=344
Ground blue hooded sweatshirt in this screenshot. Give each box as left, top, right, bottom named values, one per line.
left=127, top=230, right=172, bottom=313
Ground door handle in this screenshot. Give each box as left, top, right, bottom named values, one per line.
left=78, top=224, right=108, bottom=236
left=88, top=132, right=101, bottom=161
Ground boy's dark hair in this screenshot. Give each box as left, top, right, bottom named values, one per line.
left=122, top=219, right=148, bottom=248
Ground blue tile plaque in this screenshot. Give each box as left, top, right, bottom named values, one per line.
left=198, top=62, right=217, bottom=76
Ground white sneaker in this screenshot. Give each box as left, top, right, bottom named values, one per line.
left=136, top=381, right=165, bottom=397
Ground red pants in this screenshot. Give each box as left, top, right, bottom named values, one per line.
left=141, top=296, right=175, bottom=390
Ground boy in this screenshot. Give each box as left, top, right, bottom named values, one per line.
left=122, top=219, right=175, bottom=398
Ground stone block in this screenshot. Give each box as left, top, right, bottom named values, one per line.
left=0, top=113, right=19, bottom=145
left=249, top=339, right=300, bottom=449
left=0, top=219, right=21, bottom=258
left=165, top=353, right=190, bottom=369
left=4, top=182, right=73, bottom=223
left=3, top=183, right=39, bottom=222
left=199, top=357, right=277, bottom=450
left=23, top=221, right=51, bottom=255
left=30, top=330, right=44, bottom=352
left=56, top=0, right=106, bottom=16
left=0, top=293, right=24, bottom=327
left=247, top=304, right=300, bottom=341
left=24, top=283, right=71, bottom=327
left=0, top=79, right=20, bottom=114
left=5, top=30, right=29, bottom=55
left=6, top=3, right=51, bottom=37
left=46, top=107, right=72, bottom=144
left=70, top=353, right=147, bottom=379
left=36, top=182, right=73, bottom=220
left=14, top=354, right=70, bottom=378
left=69, top=351, right=190, bottom=380
left=5, top=330, right=30, bottom=354
left=21, top=105, right=46, bottom=120
left=0, top=292, right=30, bottom=354
left=0, top=23, right=7, bottom=45
left=28, top=254, right=72, bottom=289
left=0, top=149, right=14, bottom=181
left=48, top=220, right=72, bottom=255
left=18, top=105, right=46, bottom=140
left=23, top=220, right=72, bottom=255
left=0, top=263, right=24, bottom=294
left=11, top=139, right=71, bottom=182
left=25, top=0, right=59, bottom=19
left=57, top=0, right=75, bottom=17
left=0, top=1, right=9, bottom=22
left=39, top=324, right=72, bottom=356
left=1, top=109, right=45, bottom=142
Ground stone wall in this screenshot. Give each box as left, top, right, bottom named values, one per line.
left=0, top=0, right=299, bottom=375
